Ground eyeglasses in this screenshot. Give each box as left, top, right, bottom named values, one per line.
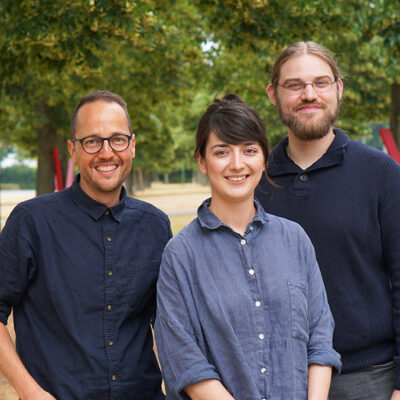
left=277, top=78, right=337, bottom=93
left=72, top=133, right=132, bottom=154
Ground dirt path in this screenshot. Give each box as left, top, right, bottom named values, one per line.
left=0, top=183, right=210, bottom=399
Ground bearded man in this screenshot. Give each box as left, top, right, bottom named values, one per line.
left=256, top=41, right=400, bottom=400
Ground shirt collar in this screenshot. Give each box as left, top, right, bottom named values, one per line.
left=70, top=174, right=126, bottom=222
left=197, top=197, right=269, bottom=231
left=268, top=128, right=348, bottom=177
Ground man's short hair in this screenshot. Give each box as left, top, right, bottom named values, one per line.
left=70, top=90, right=133, bottom=138
left=269, top=41, right=343, bottom=87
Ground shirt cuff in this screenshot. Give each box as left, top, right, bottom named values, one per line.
left=308, top=348, right=342, bottom=373
left=176, top=366, right=221, bottom=397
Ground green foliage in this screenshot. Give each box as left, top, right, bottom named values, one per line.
left=1, top=164, right=36, bottom=189
left=194, top=0, right=399, bottom=142
left=0, top=0, right=399, bottom=187
left=0, top=0, right=207, bottom=177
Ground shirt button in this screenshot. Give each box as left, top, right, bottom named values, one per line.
left=107, top=270, right=113, bottom=276
left=261, top=367, right=267, bottom=374
left=259, top=333, right=265, bottom=340
left=107, top=305, right=112, bottom=311
left=105, top=210, right=110, bottom=215
left=111, top=374, right=117, bottom=381
left=108, top=340, right=114, bottom=346
left=255, top=301, right=261, bottom=307
left=240, top=239, right=246, bottom=245
left=250, top=226, right=254, bottom=231
left=299, top=174, right=308, bottom=182
left=248, top=269, right=255, bottom=275
left=107, top=236, right=112, bottom=242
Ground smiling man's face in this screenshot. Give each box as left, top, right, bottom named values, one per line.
left=68, top=100, right=135, bottom=206
left=268, top=54, right=343, bottom=141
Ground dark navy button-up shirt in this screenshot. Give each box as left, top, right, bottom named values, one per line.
left=155, top=199, right=341, bottom=400
left=0, top=176, right=172, bottom=400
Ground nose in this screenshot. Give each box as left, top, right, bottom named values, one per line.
left=98, top=138, right=114, bottom=157
left=230, top=150, right=244, bottom=170
left=301, top=83, right=318, bottom=101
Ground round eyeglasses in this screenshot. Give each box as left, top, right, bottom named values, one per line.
left=72, top=133, right=132, bottom=154
left=277, top=78, right=337, bottom=93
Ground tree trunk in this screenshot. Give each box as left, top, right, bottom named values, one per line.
left=391, top=83, right=400, bottom=147
left=36, top=101, right=69, bottom=196
left=164, top=173, right=169, bottom=184
left=143, top=172, right=152, bottom=189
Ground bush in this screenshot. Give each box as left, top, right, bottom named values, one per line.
left=1, top=164, right=36, bottom=189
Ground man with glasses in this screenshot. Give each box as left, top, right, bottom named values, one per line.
left=256, top=42, right=400, bottom=399
left=0, top=90, right=171, bottom=399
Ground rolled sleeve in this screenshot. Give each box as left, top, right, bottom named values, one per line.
left=155, top=245, right=221, bottom=398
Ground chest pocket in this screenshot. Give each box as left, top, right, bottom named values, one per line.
left=287, top=279, right=309, bottom=342
left=120, top=260, right=160, bottom=311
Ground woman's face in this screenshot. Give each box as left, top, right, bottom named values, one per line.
left=198, top=131, right=265, bottom=206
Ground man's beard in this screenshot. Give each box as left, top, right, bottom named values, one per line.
left=276, top=92, right=340, bottom=141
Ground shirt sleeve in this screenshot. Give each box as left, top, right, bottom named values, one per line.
left=154, top=241, right=221, bottom=399
left=303, top=232, right=342, bottom=372
left=0, top=205, right=38, bottom=324
left=151, top=216, right=172, bottom=328
left=379, top=158, right=400, bottom=389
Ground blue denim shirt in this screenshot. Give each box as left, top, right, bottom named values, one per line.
left=0, top=176, right=171, bottom=400
left=155, top=199, right=341, bottom=400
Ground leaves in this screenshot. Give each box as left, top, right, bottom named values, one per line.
left=1, top=0, right=399, bottom=190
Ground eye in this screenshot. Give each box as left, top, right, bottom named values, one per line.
left=286, top=82, right=303, bottom=90
left=83, top=137, right=101, bottom=147
left=244, top=147, right=258, bottom=154
left=111, top=135, right=128, bottom=144
left=215, top=150, right=228, bottom=157
left=314, top=79, right=331, bottom=88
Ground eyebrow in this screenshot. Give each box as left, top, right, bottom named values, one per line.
left=83, top=131, right=130, bottom=138
left=210, top=141, right=257, bottom=150
left=210, top=143, right=229, bottom=150
left=282, top=75, right=333, bottom=83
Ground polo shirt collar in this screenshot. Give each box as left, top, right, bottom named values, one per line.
left=197, top=197, right=269, bottom=231
left=268, top=128, right=349, bottom=177
left=70, top=174, right=126, bottom=222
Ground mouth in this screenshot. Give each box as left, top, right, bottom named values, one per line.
left=226, top=175, right=248, bottom=182
left=296, top=102, right=325, bottom=112
left=95, top=164, right=119, bottom=173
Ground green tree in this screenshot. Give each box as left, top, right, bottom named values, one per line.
left=193, top=0, right=399, bottom=145
left=0, top=0, right=206, bottom=194
left=1, top=164, right=36, bottom=189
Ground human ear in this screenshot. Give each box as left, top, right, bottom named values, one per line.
left=131, top=134, right=136, bottom=159
left=197, top=154, right=208, bottom=175
left=266, top=84, right=277, bottom=106
left=68, top=140, right=78, bottom=164
left=337, top=79, right=344, bottom=99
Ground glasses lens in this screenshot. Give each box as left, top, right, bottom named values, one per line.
left=82, top=137, right=102, bottom=153
left=314, top=79, right=332, bottom=90
left=110, top=135, right=130, bottom=151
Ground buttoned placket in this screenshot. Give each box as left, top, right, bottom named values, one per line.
left=240, top=224, right=269, bottom=399
left=101, top=210, right=120, bottom=398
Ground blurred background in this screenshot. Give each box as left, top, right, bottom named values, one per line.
left=0, top=0, right=399, bottom=397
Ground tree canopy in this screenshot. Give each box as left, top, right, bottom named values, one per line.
left=0, top=0, right=207, bottom=193
left=0, top=0, right=399, bottom=194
